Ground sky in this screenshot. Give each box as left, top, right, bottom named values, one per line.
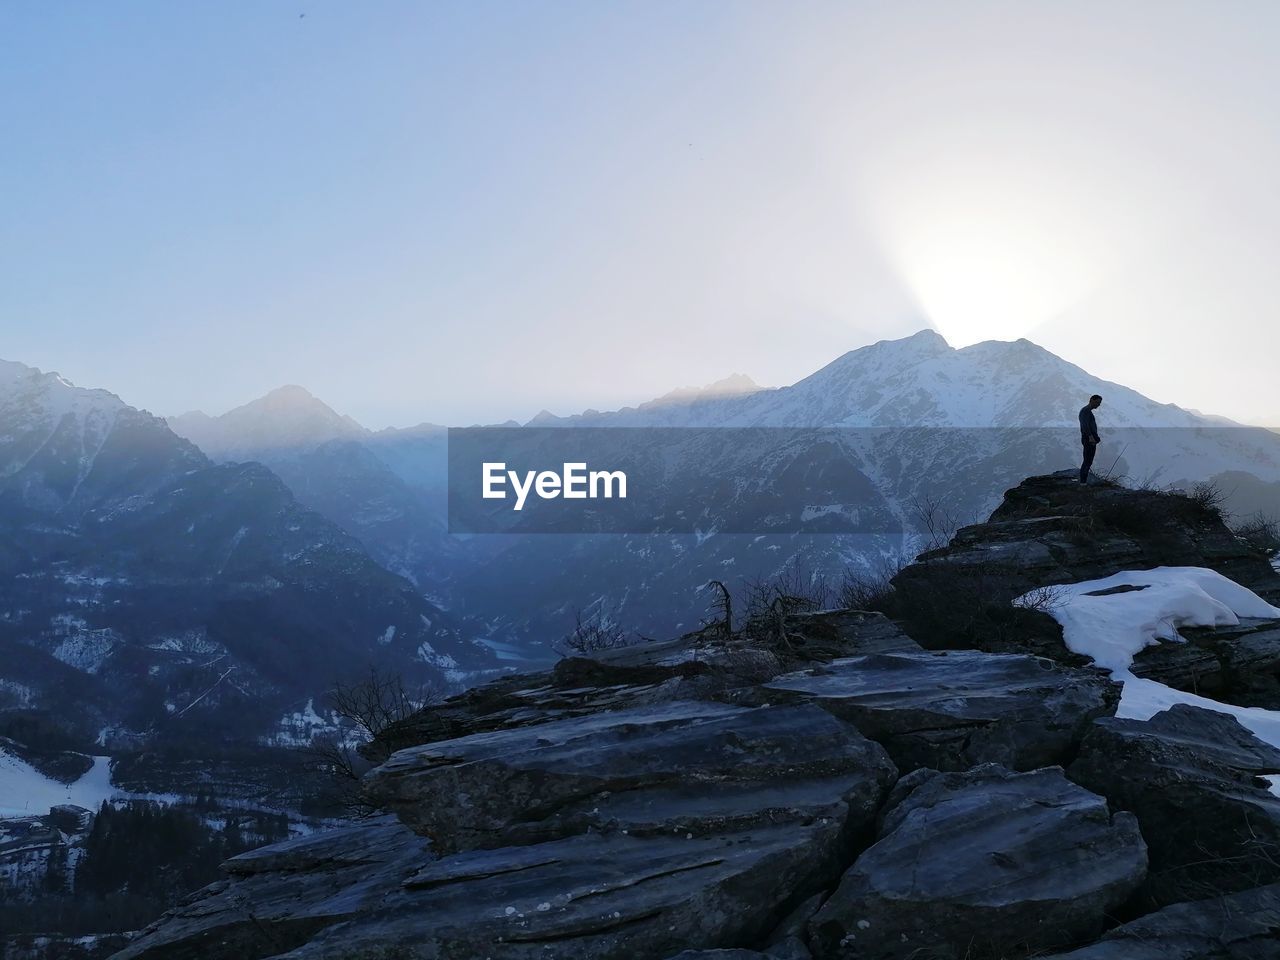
left=2, top=1, right=1278, bottom=428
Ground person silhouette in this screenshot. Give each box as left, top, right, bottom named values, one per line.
left=1079, top=394, right=1102, bottom=484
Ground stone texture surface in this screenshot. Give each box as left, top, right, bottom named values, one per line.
left=112, top=816, right=434, bottom=960
left=1068, top=703, right=1280, bottom=906
left=807, top=765, right=1147, bottom=960
left=1040, top=881, right=1280, bottom=959
left=365, top=700, right=896, bottom=854
left=760, top=650, right=1118, bottom=772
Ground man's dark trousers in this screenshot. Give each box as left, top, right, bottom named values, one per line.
left=1080, top=440, right=1098, bottom=483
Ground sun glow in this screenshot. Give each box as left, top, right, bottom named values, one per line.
left=859, top=158, right=1115, bottom=348
left=896, top=217, right=1100, bottom=347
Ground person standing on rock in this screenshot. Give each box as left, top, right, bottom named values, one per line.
left=1079, top=394, right=1103, bottom=483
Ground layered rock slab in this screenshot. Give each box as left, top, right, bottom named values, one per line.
left=1068, top=703, right=1280, bottom=905
left=274, top=826, right=844, bottom=959
left=807, top=765, right=1147, bottom=960
left=114, top=703, right=895, bottom=959
left=759, top=651, right=1118, bottom=773
left=365, top=700, right=896, bottom=854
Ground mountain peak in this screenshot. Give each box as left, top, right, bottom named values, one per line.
left=876, top=327, right=953, bottom=354
left=260, top=384, right=319, bottom=405
left=168, top=384, right=366, bottom=461
left=643, top=372, right=766, bottom=410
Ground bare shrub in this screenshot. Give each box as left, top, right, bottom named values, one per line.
left=700, top=580, right=735, bottom=636
left=1188, top=479, right=1227, bottom=517
left=911, top=493, right=963, bottom=552
left=836, top=559, right=905, bottom=612
left=741, top=566, right=832, bottom=624
left=1232, top=511, right=1280, bottom=557
left=304, top=667, right=441, bottom=814
left=554, top=606, right=634, bottom=657
left=1012, top=584, right=1068, bottom=614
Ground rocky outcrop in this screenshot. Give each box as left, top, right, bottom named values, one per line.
left=110, top=476, right=1280, bottom=960
left=807, top=765, right=1146, bottom=960
left=887, top=472, right=1280, bottom=704
left=759, top=651, right=1117, bottom=772
left=1040, top=881, right=1280, bottom=959
left=117, top=702, right=896, bottom=959
left=1068, top=703, right=1280, bottom=906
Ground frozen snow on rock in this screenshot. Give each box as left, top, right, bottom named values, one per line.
left=1024, top=567, right=1280, bottom=674
left=1019, top=567, right=1280, bottom=780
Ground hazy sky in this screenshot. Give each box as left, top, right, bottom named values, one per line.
left=3, top=2, right=1278, bottom=427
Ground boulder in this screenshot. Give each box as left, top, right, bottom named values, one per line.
left=1040, top=881, right=1280, bottom=959
left=807, top=765, right=1147, bottom=960
left=1130, top=620, right=1280, bottom=708
left=1068, top=703, right=1280, bottom=905
left=364, top=700, right=896, bottom=855
left=759, top=651, right=1118, bottom=772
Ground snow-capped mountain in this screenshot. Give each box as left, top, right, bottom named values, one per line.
left=463, top=331, right=1279, bottom=651
left=0, top=361, right=496, bottom=758
left=536, top=330, right=1203, bottom=429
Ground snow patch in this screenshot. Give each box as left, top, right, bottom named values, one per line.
left=1019, top=567, right=1279, bottom=674
left=1021, top=567, right=1280, bottom=790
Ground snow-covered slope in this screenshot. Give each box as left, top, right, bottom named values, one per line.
left=0, top=360, right=204, bottom=520
left=540, top=330, right=1208, bottom=430
left=0, top=750, right=116, bottom=819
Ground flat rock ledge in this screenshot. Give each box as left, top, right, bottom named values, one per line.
left=364, top=700, right=896, bottom=855
left=758, top=650, right=1118, bottom=772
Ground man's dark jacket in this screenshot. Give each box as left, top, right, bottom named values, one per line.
left=1079, top=405, right=1100, bottom=443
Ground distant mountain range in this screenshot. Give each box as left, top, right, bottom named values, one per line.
left=164, top=329, right=1280, bottom=655
left=0, top=361, right=497, bottom=756
left=4, top=331, right=1278, bottom=759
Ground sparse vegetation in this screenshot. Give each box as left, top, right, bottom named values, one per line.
left=911, top=493, right=964, bottom=553
left=553, top=605, right=636, bottom=657
left=305, top=667, right=440, bottom=812
left=1188, top=479, right=1227, bottom=517
left=1232, top=511, right=1280, bottom=557
left=1012, top=584, right=1068, bottom=614
left=700, top=580, right=735, bottom=636
left=835, top=560, right=904, bottom=612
